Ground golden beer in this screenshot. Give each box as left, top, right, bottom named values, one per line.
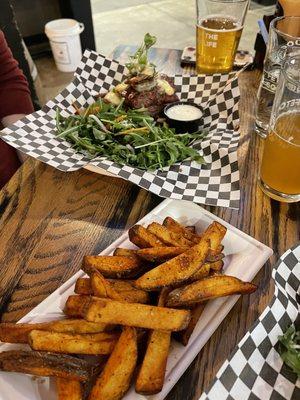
left=196, top=16, right=243, bottom=74
left=260, top=112, right=300, bottom=199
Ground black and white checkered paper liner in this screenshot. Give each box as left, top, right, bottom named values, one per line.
left=1, top=50, right=240, bottom=208
left=201, top=244, right=300, bottom=400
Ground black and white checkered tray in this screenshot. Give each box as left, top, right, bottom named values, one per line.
left=201, top=244, right=300, bottom=400
left=1, top=50, right=241, bottom=208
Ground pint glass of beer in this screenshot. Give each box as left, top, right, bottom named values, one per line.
left=259, top=54, right=300, bottom=202
left=196, top=0, right=249, bottom=74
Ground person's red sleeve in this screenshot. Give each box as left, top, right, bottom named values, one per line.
left=0, top=30, right=34, bottom=120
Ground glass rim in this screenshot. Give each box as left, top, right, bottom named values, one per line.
left=270, top=16, right=300, bottom=40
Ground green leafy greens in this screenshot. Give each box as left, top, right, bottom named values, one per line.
left=278, top=325, right=300, bottom=376
left=55, top=100, right=206, bottom=170
left=125, top=33, right=157, bottom=76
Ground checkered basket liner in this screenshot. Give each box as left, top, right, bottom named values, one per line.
left=200, top=243, right=300, bottom=400
left=1, top=49, right=241, bottom=208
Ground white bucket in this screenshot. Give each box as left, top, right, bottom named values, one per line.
left=45, top=19, right=84, bottom=72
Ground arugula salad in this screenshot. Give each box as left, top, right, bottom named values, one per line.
left=56, top=100, right=206, bottom=170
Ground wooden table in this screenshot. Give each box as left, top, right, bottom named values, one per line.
left=0, top=47, right=299, bottom=399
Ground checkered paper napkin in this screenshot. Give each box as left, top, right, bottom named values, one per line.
left=201, top=244, right=300, bottom=400
left=1, top=50, right=240, bottom=208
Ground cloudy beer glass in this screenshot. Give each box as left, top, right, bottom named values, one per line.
left=196, top=0, right=249, bottom=74
left=259, top=54, right=300, bottom=202
left=255, top=16, right=300, bottom=138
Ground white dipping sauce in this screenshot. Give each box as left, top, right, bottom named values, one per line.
left=166, top=104, right=202, bottom=121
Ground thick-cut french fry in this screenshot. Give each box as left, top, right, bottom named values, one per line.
left=135, top=238, right=210, bottom=290
left=83, top=255, right=142, bottom=278
left=67, top=295, right=191, bottom=331
left=136, top=246, right=188, bottom=263
left=0, top=350, right=93, bottom=381
left=89, top=327, right=138, bottom=400
left=29, top=330, right=119, bottom=355
left=128, top=225, right=165, bottom=248
left=147, top=222, right=193, bottom=247
left=163, top=217, right=201, bottom=243
left=56, top=378, right=82, bottom=400
left=75, top=278, right=92, bottom=295
left=0, top=319, right=111, bottom=344
left=64, top=295, right=94, bottom=318
left=135, top=288, right=171, bottom=395
left=166, top=275, right=257, bottom=307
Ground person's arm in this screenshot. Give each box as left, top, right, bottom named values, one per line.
left=0, top=30, right=34, bottom=127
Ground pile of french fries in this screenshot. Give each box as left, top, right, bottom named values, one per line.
left=0, top=217, right=257, bottom=400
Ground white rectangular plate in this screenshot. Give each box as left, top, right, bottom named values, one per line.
left=0, top=199, right=273, bottom=400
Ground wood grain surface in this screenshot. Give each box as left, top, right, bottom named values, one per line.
left=0, top=47, right=299, bottom=399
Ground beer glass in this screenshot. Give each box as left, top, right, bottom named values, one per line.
left=196, top=0, right=249, bottom=74
left=259, top=54, right=300, bottom=202
left=255, top=16, right=300, bottom=138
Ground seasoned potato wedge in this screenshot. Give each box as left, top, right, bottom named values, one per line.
left=209, top=260, right=224, bottom=272
left=187, top=261, right=223, bottom=282
left=84, top=266, right=124, bottom=301
left=29, top=330, right=119, bottom=355
left=74, top=296, right=191, bottom=331
left=75, top=278, right=92, bottom=295
left=135, top=288, right=171, bottom=395
left=173, top=303, right=206, bottom=346
left=147, top=222, right=193, bottom=247
left=0, top=350, right=93, bottom=381
left=163, top=217, right=201, bottom=243
left=167, top=275, right=257, bottom=307
left=74, top=277, right=149, bottom=304
left=205, top=222, right=226, bottom=249
left=83, top=255, right=142, bottom=278
left=0, top=319, right=111, bottom=344
left=89, top=267, right=150, bottom=304
left=128, top=225, right=165, bottom=248
left=189, top=263, right=211, bottom=281
left=108, top=279, right=138, bottom=291
left=134, top=238, right=210, bottom=290
left=56, top=378, right=82, bottom=400
left=136, top=246, right=187, bottom=263
left=89, top=327, right=138, bottom=400
left=108, top=280, right=150, bottom=304
left=113, top=248, right=139, bottom=260
left=206, top=251, right=225, bottom=263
